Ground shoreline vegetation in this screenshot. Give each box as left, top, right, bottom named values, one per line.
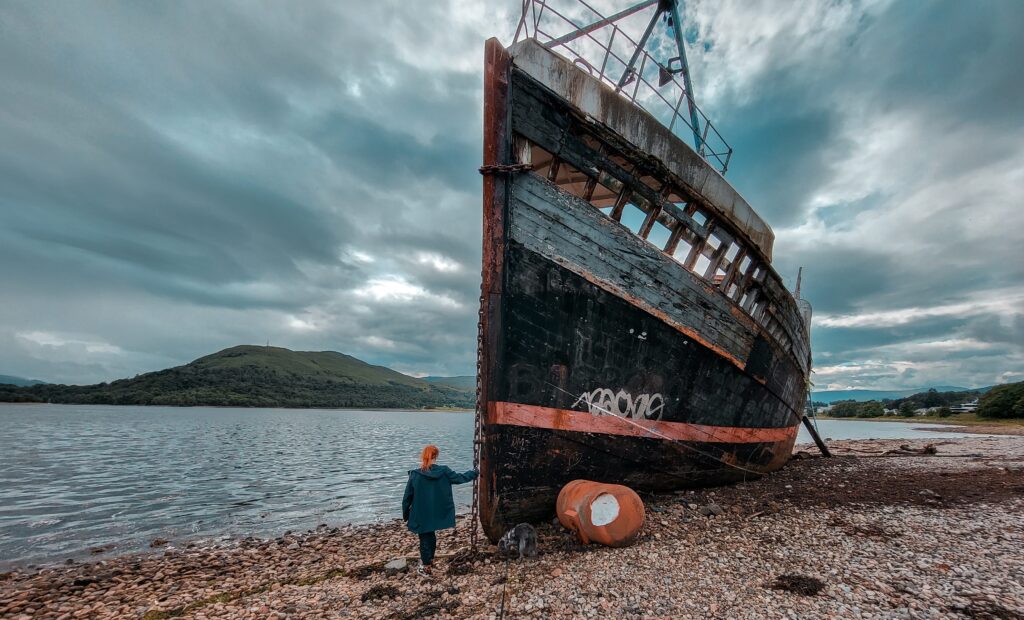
left=0, top=346, right=476, bottom=410
left=814, top=414, right=1024, bottom=436
left=1, top=436, right=1021, bottom=619
left=813, top=381, right=1024, bottom=424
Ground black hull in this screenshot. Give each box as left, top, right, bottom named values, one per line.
left=483, top=424, right=797, bottom=530
left=500, top=238, right=800, bottom=431
left=478, top=236, right=802, bottom=536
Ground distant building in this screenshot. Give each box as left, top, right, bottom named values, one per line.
left=950, top=399, right=979, bottom=413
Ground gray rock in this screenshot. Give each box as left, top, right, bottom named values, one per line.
left=700, top=503, right=725, bottom=517
left=384, top=557, right=408, bottom=575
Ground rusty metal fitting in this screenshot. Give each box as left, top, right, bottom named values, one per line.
left=478, top=163, right=534, bottom=175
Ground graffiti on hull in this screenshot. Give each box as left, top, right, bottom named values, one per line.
left=572, top=389, right=664, bottom=421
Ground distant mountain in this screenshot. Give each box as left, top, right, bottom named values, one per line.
left=0, top=374, right=47, bottom=387
left=422, top=376, right=475, bottom=392
left=812, top=385, right=991, bottom=404
left=0, top=346, right=474, bottom=409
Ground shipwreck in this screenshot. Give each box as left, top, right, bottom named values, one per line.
left=474, top=0, right=812, bottom=542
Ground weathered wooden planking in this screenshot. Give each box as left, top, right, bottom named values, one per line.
left=512, top=176, right=747, bottom=358
left=511, top=72, right=711, bottom=237
left=507, top=38, right=776, bottom=261
left=499, top=239, right=805, bottom=426
left=479, top=37, right=513, bottom=542
left=510, top=76, right=710, bottom=243
left=511, top=183, right=765, bottom=374
left=510, top=171, right=808, bottom=388
left=509, top=183, right=804, bottom=410
left=510, top=70, right=810, bottom=370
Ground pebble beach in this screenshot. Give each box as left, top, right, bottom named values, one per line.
left=2, top=435, right=1022, bottom=620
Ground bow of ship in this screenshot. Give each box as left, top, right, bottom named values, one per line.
left=475, top=1, right=812, bottom=542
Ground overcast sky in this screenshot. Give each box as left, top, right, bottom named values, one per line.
left=1, top=0, right=1021, bottom=390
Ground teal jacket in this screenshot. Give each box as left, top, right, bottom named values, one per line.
left=402, top=465, right=478, bottom=534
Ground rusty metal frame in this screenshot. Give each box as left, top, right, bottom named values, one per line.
left=513, top=0, right=733, bottom=174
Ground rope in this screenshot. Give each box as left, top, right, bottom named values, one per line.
left=497, top=555, right=512, bottom=620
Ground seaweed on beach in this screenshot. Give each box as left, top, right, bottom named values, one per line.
left=952, top=601, right=1024, bottom=620
left=769, top=574, right=826, bottom=596
left=446, top=548, right=490, bottom=575
left=347, top=560, right=386, bottom=580
left=400, top=598, right=461, bottom=619
left=361, top=584, right=399, bottom=602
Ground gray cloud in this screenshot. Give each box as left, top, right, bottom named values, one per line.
left=0, top=0, right=1021, bottom=390
left=682, top=0, right=1024, bottom=389
left=720, top=77, right=844, bottom=228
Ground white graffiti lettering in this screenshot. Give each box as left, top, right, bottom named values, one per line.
left=572, top=389, right=664, bottom=421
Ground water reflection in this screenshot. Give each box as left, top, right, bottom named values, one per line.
left=0, top=405, right=474, bottom=566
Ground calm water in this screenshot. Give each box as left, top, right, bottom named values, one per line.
left=796, top=418, right=985, bottom=443
left=0, top=405, right=983, bottom=567
left=0, top=404, right=474, bottom=567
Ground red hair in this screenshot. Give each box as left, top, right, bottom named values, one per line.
left=420, top=445, right=439, bottom=471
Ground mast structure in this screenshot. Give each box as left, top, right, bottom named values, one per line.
left=664, top=1, right=704, bottom=155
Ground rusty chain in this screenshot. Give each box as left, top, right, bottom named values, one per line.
left=469, top=292, right=485, bottom=550
left=470, top=161, right=529, bottom=548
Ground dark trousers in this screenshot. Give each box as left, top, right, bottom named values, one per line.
left=418, top=531, right=437, bottom=565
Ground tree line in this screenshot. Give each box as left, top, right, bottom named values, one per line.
left=816, top=382, right=1023, bottom=419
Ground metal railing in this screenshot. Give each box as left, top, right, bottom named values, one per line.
left=514, top=0, right=733, bottom=174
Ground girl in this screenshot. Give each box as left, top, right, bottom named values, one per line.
left=402, top=445, right=478, bottom=577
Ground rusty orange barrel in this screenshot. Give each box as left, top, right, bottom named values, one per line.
left=556, top=480, right=645, bottom=547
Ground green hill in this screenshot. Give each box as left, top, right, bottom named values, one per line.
left=422, top=375, right=476, bottom=391
left=976, top=381, right=1024, bottom=418
left=0, top=374, right=47, bottom=387
left=0, top=345, right=475, bottom=409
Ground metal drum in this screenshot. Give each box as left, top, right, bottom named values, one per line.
left=556, top=480, right=645, bottom=547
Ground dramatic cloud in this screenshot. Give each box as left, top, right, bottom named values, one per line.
left=0, top=0, right=1020, bottom=390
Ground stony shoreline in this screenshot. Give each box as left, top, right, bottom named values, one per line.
left=2, top=436, right=1022, bottom=619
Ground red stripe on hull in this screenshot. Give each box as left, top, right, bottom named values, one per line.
left=491, top=401, right=799, bottom=444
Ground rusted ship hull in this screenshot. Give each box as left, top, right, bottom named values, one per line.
left=478, top=38, right=810, bottom=541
